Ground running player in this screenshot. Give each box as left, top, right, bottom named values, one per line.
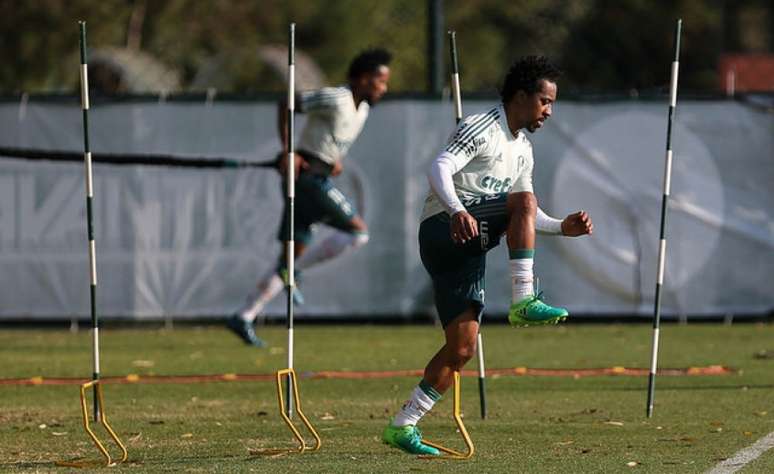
left=228, top=49, right=392, bottom=346
left=383, top=56, right=593, bottom=455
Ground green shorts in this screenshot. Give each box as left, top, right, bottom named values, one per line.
left=419, top=193, right=511, bottom=327
left=277, top=172, right=358, bottom=245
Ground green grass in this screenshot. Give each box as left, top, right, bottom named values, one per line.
left=1, top=323, right=773, bottom=473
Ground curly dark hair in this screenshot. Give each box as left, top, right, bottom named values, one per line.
left=500, top=56, right=562, bottom=103
left=347, top=48, right=392, bottom=79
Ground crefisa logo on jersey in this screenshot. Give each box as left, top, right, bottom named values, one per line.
left=480, top=175, right=512, bottom=193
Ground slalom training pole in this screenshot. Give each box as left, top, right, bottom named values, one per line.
left=55, top=22, right=128, bottom=467
left=646, top=18, right=682, bottom=418
left=285, top=22, right=296, bottom=418
left=79, top=20, right=100, bottom=423
left=449, top=30, right=487, bottom=420
left=449, top=31, right=463, bottom=124
left=256, top=30, right=322, bottom=446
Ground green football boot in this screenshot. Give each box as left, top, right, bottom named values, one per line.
left=508, top=293, right=569, bottom=327
left=382, top=422, right=440, bottom=456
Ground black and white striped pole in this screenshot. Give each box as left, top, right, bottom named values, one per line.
left=449, top=31, right=462, bottom=123
left=285, top=22, right=296, bottom=417
left=78, top=21, right=101, bottom=423
left=449, top=30, right=487, bottom=420
left=646, top=19, right=682, bottom=418
left=58, top=23, right=128, bottom=467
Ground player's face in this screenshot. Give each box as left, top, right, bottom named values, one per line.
left=361, top=65, right=390, bottom=105
left=520, top=79, right=557, bottom=133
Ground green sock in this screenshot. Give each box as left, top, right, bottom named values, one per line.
left=418, top=379, right=442, bottom=402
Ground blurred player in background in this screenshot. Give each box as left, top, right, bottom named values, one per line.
left=383, top=56, right=593, bottom=455
left=227, top=49, right=392, bottom=346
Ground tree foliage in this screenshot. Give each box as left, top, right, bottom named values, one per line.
left=0, top=0, right=769, bottom=94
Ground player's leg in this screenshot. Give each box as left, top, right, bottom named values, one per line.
left=505, top=191, right=568, bottom=326
left=295, top=179, right=369, bottom=272
left=506, top=191, right=537, bottom=303
left=234, top=241, right=307, bottom=322
left=229, top=173, right=362, bottom=346
left=423, top=309, right=479, bottom=391
left=384, top=212, right=486, bottom=455
left=383, top=307, right=479, bottom=456
left=295, top=216, right=369, bottom=272
left=227, top=179, right=318, bottom=346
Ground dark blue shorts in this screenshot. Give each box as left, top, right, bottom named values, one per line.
left=277, top=172, right=358, bottom=245
left=419, top=193, right=511, bottom=327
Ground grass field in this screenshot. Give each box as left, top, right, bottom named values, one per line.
left=1, top=322, right=773, bottom=473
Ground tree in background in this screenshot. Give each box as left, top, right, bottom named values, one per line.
left=0, top=0, right=769, bottom=95
left=556, top=0, right=724, bottom=93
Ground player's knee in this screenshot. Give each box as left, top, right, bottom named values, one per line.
left=449, top=343, right=476, bottom=368
left=508, top=192, right=537, bottom=217
left=352, top=232, right=369, bottom=249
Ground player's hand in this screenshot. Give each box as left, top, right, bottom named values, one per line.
left=278, top=152, right=309, bottom=179
left=451, top=210, right=479, bottom=245
left=330, top=160, right=343, bottom=177
left=561, top=210, right=593, bottom=236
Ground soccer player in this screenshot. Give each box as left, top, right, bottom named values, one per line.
left=382, top=56, right=593, bottom=455
left=227, top=49, right=392, bottom=346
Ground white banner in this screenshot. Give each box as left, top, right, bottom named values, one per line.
left=0, top=99, right=772, bottom=319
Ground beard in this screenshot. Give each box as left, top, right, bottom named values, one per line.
left=526, top=119, right=544, bottom=133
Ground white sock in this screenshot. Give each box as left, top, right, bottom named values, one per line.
left=392, top=383, right=440, bottom=427
left=510, top=257, right=534, bottom=303
left=296, top=231, right=369, bottom=272
left=237, top=272, right=284, bottom=323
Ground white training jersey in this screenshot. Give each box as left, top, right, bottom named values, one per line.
left=421, top=104, right=535, bottom=221
left=297, top=85, right=369, bottom=168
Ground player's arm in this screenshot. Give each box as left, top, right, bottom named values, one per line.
left=277, top=93, right=303, bottom=151
left=560, top=209, right=593, bottom=236
left=515, top=148, right=593, bottom=237
left=277, top=88, right=335, bottom=141
left=535, top=207, right=593, bottom=236
left=276, top=94, right=307, bottom=177
left=427, top=116, right=483, bottom=245
left=427, top=152, right=477, bottom=244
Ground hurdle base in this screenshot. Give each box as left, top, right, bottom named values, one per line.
left=56, top=380, right=128, bottom=468
left=250, top=368, right=321, bottom=455
left=418, top=371, right=475, bottom=460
